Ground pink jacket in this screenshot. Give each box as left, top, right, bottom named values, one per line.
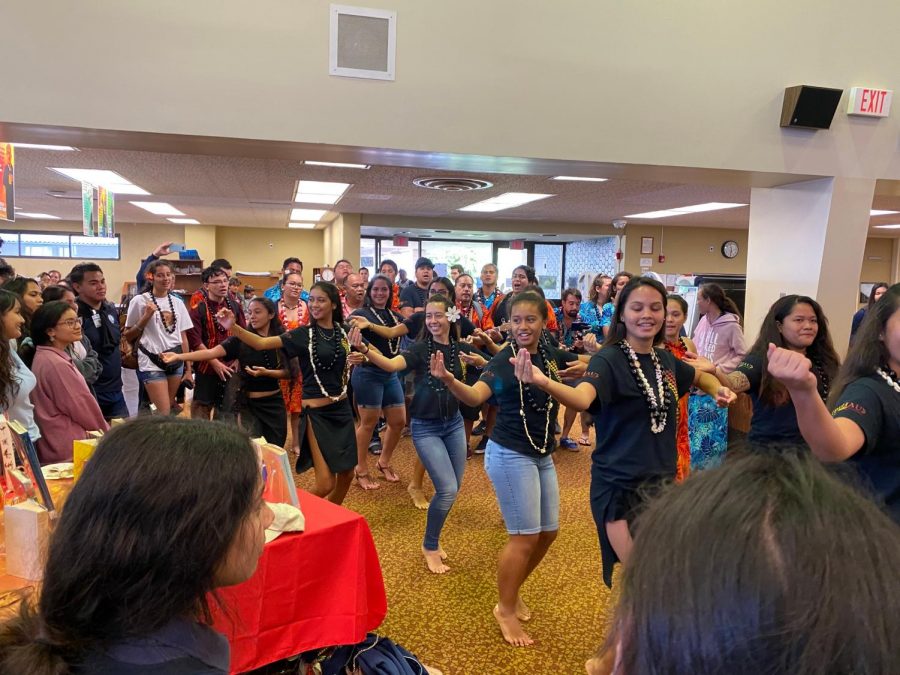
left=30, top=346, right=109, bottom=464
left=692, top=312, right=747, bottom=374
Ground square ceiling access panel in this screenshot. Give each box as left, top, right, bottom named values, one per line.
left=330, top=4, right=396, bottom=81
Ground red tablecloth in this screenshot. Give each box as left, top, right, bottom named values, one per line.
left=211, top=490, right=387, bottom=674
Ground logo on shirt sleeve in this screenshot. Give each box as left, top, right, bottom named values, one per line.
left=831, top=401, right=866, bottom=417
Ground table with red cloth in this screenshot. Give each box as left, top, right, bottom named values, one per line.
left=211, top=489, right=387, bottom=674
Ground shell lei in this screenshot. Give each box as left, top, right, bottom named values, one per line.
left=308, top=324, right=351, bottom=402
left=620, top=340, right=671, bottom=434
left=512, top=342, right=560, bottom=454
left=876, top=367, right=900, bottom=394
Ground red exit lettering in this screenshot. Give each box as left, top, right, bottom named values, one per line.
left=861, top=89, right=885, bottom=113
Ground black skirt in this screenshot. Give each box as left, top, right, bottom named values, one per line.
left=297, top=398, right=357, bottom=475
left=242, top=392, right=288, bottom=448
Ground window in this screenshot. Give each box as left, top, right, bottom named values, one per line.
left=0, top=231, right=120, bottom=260
left=378, top=240, right=420, bottom=280
left=496, top=247, right=527, bottom=293
left=533, top=243, right=564, bottom=300
left=420, top=241, right=493, bottom=280
left=360, top=238, right=376, bottom=269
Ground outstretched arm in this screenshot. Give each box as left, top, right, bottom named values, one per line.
left=161, top=344, right=226, bottom=363
left=218, top=308, right=283, bottom=350
left=348, top=326, right=407, bottom=372
left=767, top=344, right=864, bottom=461
left=693, top=370, right=737, bottom=406
left=431, top=351, right=493, bottom=407
left=511, top=348, right=596, bottom=411
left=348, top=315, right=408, bottom=339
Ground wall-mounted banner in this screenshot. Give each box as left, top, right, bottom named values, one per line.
left=82, top=182, right=94, bottom=236
left=102, top=188, right=114, bottom=237
left=0, top=144, right=14, bottom=222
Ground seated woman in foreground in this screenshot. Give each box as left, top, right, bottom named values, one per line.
left=586, top=450, right=900, bottom=674
left=0, top=417, right=274, bottom=674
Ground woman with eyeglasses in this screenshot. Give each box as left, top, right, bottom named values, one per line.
left=29, top=301, right=108, bottom=464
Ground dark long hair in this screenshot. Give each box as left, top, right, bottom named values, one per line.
left=609, top=271, right=634, bottom=301
left=30, top=301, right=73, bottom=348
left=310, top=281, right=343, bottom=326
left=0, top=290, right=22, bottom=409
left=699, top=282, right=742, bottom=323
left=601, top=451, right=900, bottom=674
left=365, top=274, right=395, bottom=310
left=830, top=283, right=900, bottom=406
left=416, top=293, right=460, bottom=342
left=867, top=282, right=889, bottom=309
left=748, top=295, right=840, bottom=406
left=429, top=277, right=456, bottom=304
left=0, top=418, right=261, bottom=673
left=513, top=265, right=537, bottom=286
left=246, top=297, right=296, bottom=379
left=604, top=277, right=668, bottom=347
left=588, top=273, right=612, bottom=305
left=2, top=277, right=39, bottom=328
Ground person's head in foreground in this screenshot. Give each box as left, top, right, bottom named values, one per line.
left=592, top=450, right=900, bottom=675
left=0, top=417, right=274, bottom=674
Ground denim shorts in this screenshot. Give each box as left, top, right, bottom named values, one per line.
left=137, top=364, right=184, bottom=383
left=484, top=439, right=560, bottom=535
left=351, top=365, right=405, bottom=409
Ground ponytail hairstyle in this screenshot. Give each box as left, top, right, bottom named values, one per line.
left=604, top=277, right=668, bottom=348
left=699, top=283, right=742, bottom=325
left=0, top=290, right=22, bottom=409
left=310, top=281, right=343, bottom=326
left=748, top=295, right=840, bottom=407
left=509, top=289, right=549, bottom=322
left=417, top=293, right=460, bottom=342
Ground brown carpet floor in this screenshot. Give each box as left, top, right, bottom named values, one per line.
left=291, top=417, right=616, bottom=675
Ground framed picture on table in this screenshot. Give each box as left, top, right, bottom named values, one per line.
left=640, top=237, right=654, bottom=254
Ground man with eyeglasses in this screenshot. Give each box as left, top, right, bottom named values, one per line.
left=265, top=257, right=307, bottom=302
left=186, top=265, right=246, bottom=421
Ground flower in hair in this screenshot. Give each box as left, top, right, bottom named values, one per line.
left=446, top=306, right=461, bottom=323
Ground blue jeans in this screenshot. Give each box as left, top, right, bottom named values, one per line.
left=485, top=439, right=560, bottom=535
left=411, top=414, right=467, bottom=551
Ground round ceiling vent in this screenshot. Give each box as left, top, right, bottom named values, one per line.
left=413, top=177, right=493, bottom=192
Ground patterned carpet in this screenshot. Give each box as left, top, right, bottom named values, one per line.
left=291, top=417, right=616, bottom=675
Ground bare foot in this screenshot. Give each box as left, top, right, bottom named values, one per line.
left=423, top=547, right=450, bottom=574
left=437, top=545, right=448, bottom=561
left=516, top=596, right=532, bottom=622
left=355, top=469, right=380, bottom=491
left=407, top=484, right=429, bottom=509
left=493, top=605, right=534, bottom=647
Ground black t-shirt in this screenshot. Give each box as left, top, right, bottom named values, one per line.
left=220, top=336, right=284, bottom=393
left=280, top=324, right=348, bottom=399
left=402, top=338, right=482, bottom=420
left=479, top=344, right=579, bottom=457
left=402, top=312, right=476, bottom=340
left=832, top=374, right=900, bottom=523
left=736, top=353, right=829, bottom=445
left=351, top=306, right=404, bottom=361
left=583, top=345, right=695, bottom=488
left=399, top=284, right=429, bottom=311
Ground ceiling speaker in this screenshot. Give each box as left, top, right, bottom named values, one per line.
left=780, top=85, right=843, bottom=130
left=330, top=5, right=396, bottom=81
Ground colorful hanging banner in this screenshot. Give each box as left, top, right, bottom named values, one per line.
left=105, top=187, right=115, bottom=237
left=82, top=182, right=94, bottom=236
left=97, top=187, right=107, bottom=237
left=0, top=143, right=14, bottom=222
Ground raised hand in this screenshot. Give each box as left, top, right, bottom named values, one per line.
left=459, top=351, right=487, bottom=369
left=244, top=365, right=267, bottom=377
left=348, top=316, right=371, bottom=331
left=767, top=343, right=817, bottom=391
left=683, top=351, right=716, bottom=374
left=429, top=350, right=454, bottom=384
left=159, top=351, right=181, bottom=364
left=141, top=302, right=158, bottom=321
left=152, top=241, right=174, bottom=257
left=509, top=348, right=550, bottom=387
left=348, top=325, right=364, bottom=349
left=216, top=308, right=236, bottom=331
left=715, top=386, right=738, bottom=407
left=558, top=360, right=587, bottom=381
left=582, top=333, right=600, bottom=354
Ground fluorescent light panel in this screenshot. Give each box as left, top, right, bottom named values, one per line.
left=871, top=209, right=899, bottom=216
left=304, top=160, right=370, bottom=169
left=50, top=168, right=149, bottom=195
left=12, top=143, right=78, bottom=151
left=873, top=224, right=900, bottom=229
left=290, top=208, right=328, bottom=221
left=294, top=180, right=352, bottom=205
left=288, top=222, right=318, bottom=229
left=168, top=218, right=200, bottom=225
left=460, top=192, right=554, bottom=213
left=626, top=202, right=747, bottom=219
left=551, top=175, right=608, bottom=182
left=16, top=212, right=61, bottom=219
left=130, top=201, right=185, bottom=216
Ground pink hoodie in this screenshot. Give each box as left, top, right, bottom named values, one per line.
left=692, top=312, right=747, bottom=373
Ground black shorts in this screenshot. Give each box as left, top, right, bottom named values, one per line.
left=193, top=371, right=227, bottom=407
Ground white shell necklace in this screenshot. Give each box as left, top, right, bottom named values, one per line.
left=620, top=339, right=670, bottom=434
left=876, top=367, right=900, bottom=394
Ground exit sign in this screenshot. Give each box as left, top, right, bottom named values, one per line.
left=847, top=87, right=892, bottom=117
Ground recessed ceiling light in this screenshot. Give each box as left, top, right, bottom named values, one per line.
left=435, top=229, right=451, bottom=233
left=871, top=209, right=899, bottom=216
left=12, top=143, right=78, bottom=151
left=626, top=202, right=747, bottom=219
left=167, top=218, right=200, bottom=225
left=551, top=176, right=608, bottom=182
left=873, top=224, right=900, bottom=229
left=288, top=222, right=318, bottom=229
left=541, top=233, right=558, bottom=237
left=290, top=208, right=328, bottom=221
left=294, top=180, right=352, bottom=205
left=304, top=161, right=370, bottom=169
left=131, top=201, right=185, bottom=216
left=460, top=192, right=554, bottom=213
left=16, top=212, right=61, bottom=219
left=50, top=168, right=149, bottom=195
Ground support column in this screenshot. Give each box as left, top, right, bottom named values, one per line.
left=322, top=213, right=361, bottom=267
left=744, top=177, right=875, bottom=354
left=184, top=224, right=217, bottom=264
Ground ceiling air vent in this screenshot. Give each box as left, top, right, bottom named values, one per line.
left=413, top=177, right=493, bottom=192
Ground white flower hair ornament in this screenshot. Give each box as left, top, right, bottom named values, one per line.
left=446, top=306, right=461, bottom=324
